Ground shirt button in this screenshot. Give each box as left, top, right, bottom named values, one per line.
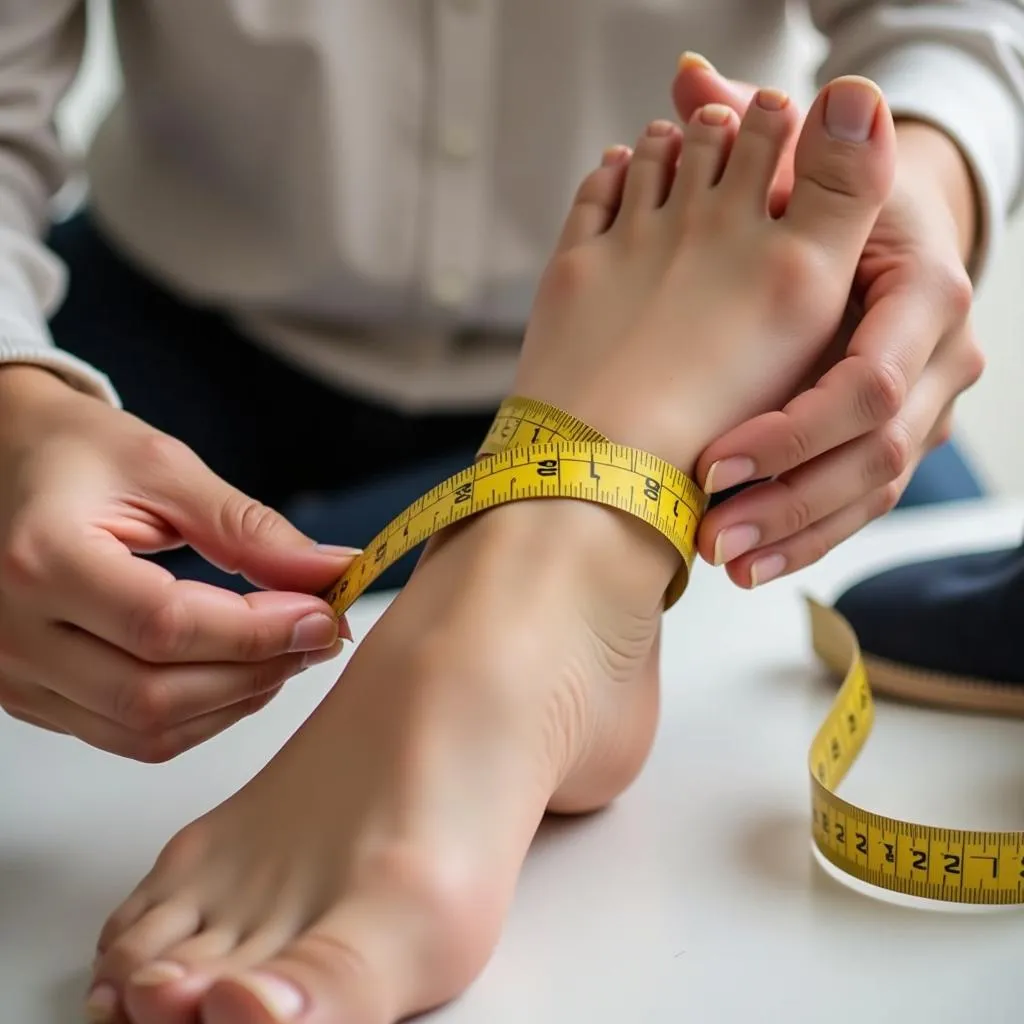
left=440, top=124, right=476, bottom=160
left=432, top=269, right=470, bottom=307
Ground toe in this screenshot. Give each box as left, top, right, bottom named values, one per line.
left=122, top=927, right=242, bottom=1024
left=616, top=120, right=683, bottom=221
left=555, top=145, right=632, bottom=250
left=89, top=901, right=202, bottom=1021
left=668, top=103, right=741, bottom=209
left=202, top=939, right=387, bottom=1024
left=672, top=51, right=754, bottom=122
left=783, top=76, right=896, bottom=257
left=717, top=87, right=800, bottom=212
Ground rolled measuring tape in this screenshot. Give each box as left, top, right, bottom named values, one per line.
left=322, top=395, right=1024, bottom=905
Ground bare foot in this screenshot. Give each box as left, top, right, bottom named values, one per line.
left=88, top=76, right=895, bottom=1024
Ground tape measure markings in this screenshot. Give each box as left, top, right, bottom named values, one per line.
left=323, top=394, right=1024, bottom=905
left=324, top=435, right=704, bottom=615
left=808, top=595, right=1024, bottom=904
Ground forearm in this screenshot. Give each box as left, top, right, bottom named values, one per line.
left=0, top=0, right=119, bottom=404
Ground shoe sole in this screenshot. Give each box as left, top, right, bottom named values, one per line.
left=861, top=653, right=1024, bottom=717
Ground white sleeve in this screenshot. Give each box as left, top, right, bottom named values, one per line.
left=807, top=0, right=1024, bottom=281
left=0, top=1, right=119, bottom=405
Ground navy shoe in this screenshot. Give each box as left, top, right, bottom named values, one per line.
left=833, top=537, right=1024, bottom=715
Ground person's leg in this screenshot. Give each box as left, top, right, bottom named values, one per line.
left=91, top=81, right=898, bottom=1024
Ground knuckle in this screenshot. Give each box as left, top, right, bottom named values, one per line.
left=0, top=522, right=56, bottom=593
left=801, top=146, right=869, bottom=201
left=961, top=339, right=986, bottom=389
left=874, top=420, right=914, bottom=481
left=133, top=430, right=197, bottom=477
left=938, top=264, right=974, bottom=320
left=876, top=482, right=902, bottom=517
left=855, top=360, right=904, bottom=426
left=220, top=493, right=285, bottom=546
left=129, top=732, right=183, bottom=764
left=112, top=673, right=175, bottom=732
left=127, top=596, right=194, bottom=662
left=780, top=423, right=814, bottom=470
left=781, top=489, right=815, bottom=536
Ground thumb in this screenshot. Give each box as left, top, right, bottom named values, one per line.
left=149, top=442, right=359, bottom=593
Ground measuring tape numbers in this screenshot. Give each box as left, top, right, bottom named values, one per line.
left=321, top=394, right=1024, bottom=906
left=808, top=597, right=1024, bottom=904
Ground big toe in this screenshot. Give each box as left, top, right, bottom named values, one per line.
left=783, top=75, right=896, bottom=259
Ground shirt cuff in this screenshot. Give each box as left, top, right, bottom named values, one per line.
left=0, top=241, right=121, bottom=406
left=820, top=42, right=1024, bottom=283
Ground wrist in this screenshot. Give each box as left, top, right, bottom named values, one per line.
left=894, top=120, right=979, bottom=266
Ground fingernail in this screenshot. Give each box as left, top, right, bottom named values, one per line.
left=130, top=961, right=188, bottom=987
left=704, top=456, right=755, bottom=494
left=338, top=615, right=354, bottom=642
left=824, top=76, right=881, bottom=143
left=755, top=87, right=789, bottom=112
left=301, top=638, right=344, bottom=670
left=233, top=972, right=305, bottom=1022
left=313, top=544, right=363, bottom=557
left=601, top=145, right=627, bottom=166
left=679, top=51, right=715, bottom=73
left=698, top=103, right=733, bottom=127
left=713, top=524, right=761, bottom=566
left=646, top=119, right=677, bottom=137
left=289, top=612, right=336, bottom=653
left=84, top=983, right=117, bottom=1023
left=750, top=553, right=787, bottom=588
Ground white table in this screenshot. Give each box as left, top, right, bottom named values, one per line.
left=5, top=498, right=1024, bottom=1023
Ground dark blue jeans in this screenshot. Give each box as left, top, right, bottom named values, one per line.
left=47, top=213, right=984, bottom=594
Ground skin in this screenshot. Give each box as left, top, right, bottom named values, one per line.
left=87, top=77, right=897, bottom=1024
left=0, top=366, right=354, bottom=759
left=673, top=56, right=985, bottom=588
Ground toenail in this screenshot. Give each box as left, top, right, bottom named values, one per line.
left=85, top=983, right=118, bottom=1023
left=703, top=456, right=755, bottom=494
left=824, top=76, right=881, bottom=143
left=130, top=960, right=189, bottom=987
left=234, top=972, right=306, bottom=1022
left=601, top=145, right=630, bottom=166
left=289, top=612, right=337, bottom=653
left=750, top=553, right=787, bottom=588
left=646, top=120, right=677, bottom=137
left=714, top=524, right=761, bottom=566
left=678, top=51, right=715, bottom=73
left=698, top=103, right=733, bottom=127
left=755, top=88, right=789, bottom=112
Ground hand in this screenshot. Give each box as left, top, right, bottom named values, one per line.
left=673, top=60, right=986, bottom=587
left=0, top=367, right=356, bottom=761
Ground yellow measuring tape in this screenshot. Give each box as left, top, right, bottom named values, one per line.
left=323, top=396, right=1024, bottom=905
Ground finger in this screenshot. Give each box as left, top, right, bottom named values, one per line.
left=697, top=284, right=945, bottom=492
left=725, top=480, right=905, bottom=590
left=20, top=615, right=341, bottom=729
left=138, top=435, right=360, bottom=592
left=701, top=360, right=952, bottom=576
left=1, top=674, right=288, bottom=763
left=0, top=689, right=68, bottom=734
left=23, top=531, right=341, bottom=664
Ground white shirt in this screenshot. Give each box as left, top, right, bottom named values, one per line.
left=2, top=0, right=1023, bottom=412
